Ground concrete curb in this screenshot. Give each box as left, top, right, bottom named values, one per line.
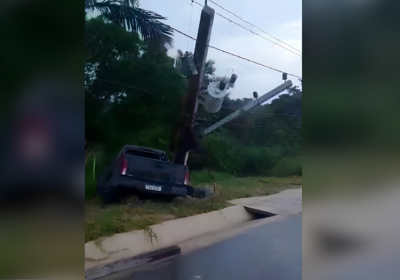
left=85, top=205, right=254, bottom=275
left=85, top=245, right=181, bottom=280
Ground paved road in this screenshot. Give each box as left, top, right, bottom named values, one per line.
left=110, top=213, right=301, bottom=280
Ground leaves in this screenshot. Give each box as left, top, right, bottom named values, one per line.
left=86, top=0, right=173, bottom=48
left=85, top=17, right=185, bottom=161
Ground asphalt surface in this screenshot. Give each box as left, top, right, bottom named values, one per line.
left=110, top=213, right=301, bottom=280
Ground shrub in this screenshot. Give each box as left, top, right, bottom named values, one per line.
left=269, top=156, right=302, bottom=177
left=193, top=135, right=285, bottom=177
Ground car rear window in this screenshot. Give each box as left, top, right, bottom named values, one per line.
left=125, top=149, right=167, bottom=161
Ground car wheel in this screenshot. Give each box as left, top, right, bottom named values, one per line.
left=185, top=185, right=195, bottom=197
left=103, top=185, right=119, bottom=204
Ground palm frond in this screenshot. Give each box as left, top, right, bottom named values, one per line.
left=177, top=49, right=184, bottom=59
left=87, top=0, right=173, bottom=48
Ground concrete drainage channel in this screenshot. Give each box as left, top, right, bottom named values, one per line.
left=85, top=188, right=302, bottom=280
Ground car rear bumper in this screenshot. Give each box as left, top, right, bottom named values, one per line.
left=98, top=176, right=187, bottom=197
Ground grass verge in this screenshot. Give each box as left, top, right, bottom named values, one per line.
left=85, top=171, right=302, bottom=243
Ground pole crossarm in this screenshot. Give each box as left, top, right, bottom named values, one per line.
left=204, top=80, right=293, bottom=135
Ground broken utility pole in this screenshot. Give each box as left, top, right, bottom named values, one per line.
left=203, top=80, right=293, bottom=135
left=174, top=3, right=215, bottom=165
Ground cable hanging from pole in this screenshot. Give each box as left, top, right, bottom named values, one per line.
left=95, top=78, right=182, bottom=102
left=206, top=0, right=302, bottom=54
left=187, top=0, right=194, bottom=51
left=191, top=0, right=301, bottom=57
left=171, top=27, right=302, bottom=79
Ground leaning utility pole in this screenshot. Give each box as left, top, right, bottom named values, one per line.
left=204, top=80, right=293, bottom=135
left=180, top=3, right=215, bottom=165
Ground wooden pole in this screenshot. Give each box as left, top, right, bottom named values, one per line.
left=182, top=5, right=215, bottom=165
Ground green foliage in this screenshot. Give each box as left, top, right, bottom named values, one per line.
left=190, top=87, right=302, bottom=176
left=85, top=176, right=97, bottom=200
left=270, top=156, right=302, bottom=177
left=85, top=0, right=173, bottom=48
left=198, top=135, right=284, bottom=177
left=189, top=169, right=234, bottom=186
left=175, top=49, right=216, bottom=80
left=85, top=152, right=107, bottom=199
left=85, top=17, right=186, bottom=162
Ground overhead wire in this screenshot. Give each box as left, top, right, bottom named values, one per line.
left=187, top=0, right=194, bottom=51
left=171, top=27, right=302, bottom=79
left=206, top=0, right=302, bottom=54
left=191, top=0, right=301, bottom=57
left=95, top=78, right=182, bottom=102
left=95, top=79, right=302, bottom=119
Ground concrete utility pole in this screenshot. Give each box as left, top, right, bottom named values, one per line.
left=181, top=4, right=215, bottom=165
left=204, top=80, right=293, bottom=135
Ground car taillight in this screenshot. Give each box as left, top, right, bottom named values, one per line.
left=184, top=170, right=190, bottom=185
left=121, top=155, right=128, bottom=175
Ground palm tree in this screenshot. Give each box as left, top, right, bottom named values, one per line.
left=175, top=50, right=193, bottom=78
left=176, top=49, right=216, bottom=79
left=85, top=0, right=173, bottom=48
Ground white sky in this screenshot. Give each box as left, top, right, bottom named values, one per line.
left=88, top=0, right=302, bottom=103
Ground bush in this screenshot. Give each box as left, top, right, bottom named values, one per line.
left=188, top=134, right=302, bottom=177
left=191, top=136, right=284, bottom=177
left=85, top=152, right=106, bottom=200
left=269, top=156, right=302, bottom=177
left=85, top=176, right=97, bottom=200
left=189, top=169, right=234, bottom=186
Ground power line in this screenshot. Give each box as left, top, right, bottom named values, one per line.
left=206, top=0, right=302, bottom=54
left=95, top=78, right=182, bottom=102
left=192, top=0, right=301, bottom=57
left=171, top=27, right=302, bottom=79
left=96, top=78, right=158, bottom=94
left=187, top=1, right=194, bottom=51
left=94, top=80, right=302, bottom=119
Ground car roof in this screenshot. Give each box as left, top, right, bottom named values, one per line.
left=117, top=145, right=166, bottom=158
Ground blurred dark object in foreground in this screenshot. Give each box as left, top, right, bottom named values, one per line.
left=304, top=0, right=400, bottom=151
left=0, top=0, right=84, bottom=278
left=303, top=0, right=400, bottom=279
left=0, top=77, right=84, bottom=204
left=0, top=78, right=84, bottom=279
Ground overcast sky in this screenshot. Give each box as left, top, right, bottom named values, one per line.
left=88, top=0, right=302, bottom=103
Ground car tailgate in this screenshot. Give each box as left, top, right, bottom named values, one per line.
left=125, top=155, right=186, bottom=185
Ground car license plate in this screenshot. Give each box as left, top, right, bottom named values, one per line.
left=145, top=185, right=162, bottom=191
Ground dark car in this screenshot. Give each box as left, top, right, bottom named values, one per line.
left=97, top=145, right=193, bottom=203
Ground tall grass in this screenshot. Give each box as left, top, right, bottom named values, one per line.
left=189, top=135, right=302, bottom=177
left=270, top=156, right=302, bottom=177
left=85, top=152, right=106, bottom=200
